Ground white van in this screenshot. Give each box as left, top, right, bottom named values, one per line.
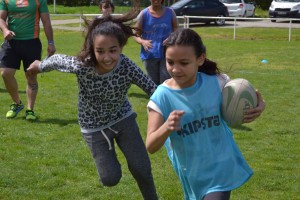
left=269, top=0, right=300, bottom=22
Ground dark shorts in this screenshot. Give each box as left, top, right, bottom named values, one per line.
left=0, top=38, right=42, bottom=72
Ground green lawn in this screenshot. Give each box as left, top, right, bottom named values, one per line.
left=0, top=24, right=299, bottom=200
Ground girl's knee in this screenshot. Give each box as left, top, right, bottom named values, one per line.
left=100, top=174, right=122, bottom=187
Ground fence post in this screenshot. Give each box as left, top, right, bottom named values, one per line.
left=183, top=16, right=190, bottom=28
left=289, top=19, right=292, bottom=42
left=233, top=18, right=236, bottom=40
left=80, top=15, right=82, bottom=30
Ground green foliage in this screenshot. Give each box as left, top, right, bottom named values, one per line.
left=255, top=6, right=269, bottom=17
left=0, top=24, right=300, bottom=199
left=255, top=0, right=273, bottom=10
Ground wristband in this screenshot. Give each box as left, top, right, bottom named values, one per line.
left=48, top=40, right=54, bottom=45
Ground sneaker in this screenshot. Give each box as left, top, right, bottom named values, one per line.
left=6, top=102, right=24, bottom=119
left=25, top=109, right=37, bottom=121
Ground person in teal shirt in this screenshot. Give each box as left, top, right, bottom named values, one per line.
left=146, top=28, right=266, bottom=200
left=0, top=0, right=56, bottom=120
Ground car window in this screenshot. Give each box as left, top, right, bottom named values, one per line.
left=171, top=0, right=190, bottom=8
left=207, top=0, right=222, bottom=7
left=220, top=0, right=242, bottom=3
left=186, top=0, right=205, bottom=8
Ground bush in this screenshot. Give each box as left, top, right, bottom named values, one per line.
left=255, top=0, right=273, bottom=10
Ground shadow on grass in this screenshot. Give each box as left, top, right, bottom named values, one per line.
left=128, top=92, right=148, bottom=99
left=33, top=118, right=79, bottom=126
left=0, top=88, right=26, bottom=94
left=230, top=125, right=253, bottom=131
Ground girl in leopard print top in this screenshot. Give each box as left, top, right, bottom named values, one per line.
left=27, top=3, right=159, bottom=199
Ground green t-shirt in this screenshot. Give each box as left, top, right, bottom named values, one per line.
left=0, top=0, right=49, bottom=40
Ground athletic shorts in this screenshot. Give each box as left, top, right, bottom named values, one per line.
left=0, top=38, right=42, bottom=72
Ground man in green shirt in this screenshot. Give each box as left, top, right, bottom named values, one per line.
left=0, top=0, right=56, bottom=120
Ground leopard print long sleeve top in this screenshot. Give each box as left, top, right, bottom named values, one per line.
left=39, top=54, right=157, bottom=133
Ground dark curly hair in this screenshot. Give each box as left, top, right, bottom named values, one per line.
left=77, top=0, right=141, bottom=66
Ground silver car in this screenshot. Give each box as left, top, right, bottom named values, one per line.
left=220, top=0, right=256, bottom=17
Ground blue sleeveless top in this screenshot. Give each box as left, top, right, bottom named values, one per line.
left=150, top=73, right=253, bottom=199
left=140, top=7, right=174, bottom=60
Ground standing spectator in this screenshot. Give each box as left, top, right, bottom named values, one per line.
left=0, top=0, right=56, bottom=120
left=134, top=0, right=178, bottom=85
left=99, top=0, right=115, bottom=15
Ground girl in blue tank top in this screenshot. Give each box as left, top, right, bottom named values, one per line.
left=146, top=29, right=266, bottom=200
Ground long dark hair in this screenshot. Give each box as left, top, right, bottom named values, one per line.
left=165, top=28, right=220, bottom=75
left=77, top=0, right=141, bottom=66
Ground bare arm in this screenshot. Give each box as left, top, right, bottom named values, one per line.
left=163, top=9, right=178, bottom=45
left=146, top=109, right=184, bottom=154
left=133, top=14, right=153, bottom=52
left=40, top=13, right=56, bottom=56
left=171, top=9, right=178, bottom=32
left=0, top=10, right=15, bottom=40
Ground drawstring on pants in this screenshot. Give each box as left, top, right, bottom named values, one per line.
left=108, top=127, right=119, bottom=134
left=100, top=127, right=119, bottom=151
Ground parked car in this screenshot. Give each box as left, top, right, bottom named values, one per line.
left=269, top=0, right=300, bottom=22
left=220, top=0, right=256, bottom=17
left=170, top=0, right=229, bottom=26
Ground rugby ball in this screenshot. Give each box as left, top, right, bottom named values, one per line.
left=221, top=78, right=257, bottom=126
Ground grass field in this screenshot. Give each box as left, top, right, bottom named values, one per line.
left=0, top=11, right=300, bottom=200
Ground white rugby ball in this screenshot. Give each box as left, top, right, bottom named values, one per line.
left=221, top=78, right=257, bottom=126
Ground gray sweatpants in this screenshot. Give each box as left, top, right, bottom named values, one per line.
left=82, top=113, right=158, bottom=200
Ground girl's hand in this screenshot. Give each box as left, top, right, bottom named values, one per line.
left=243, top=90, right=266, bottom=123
left=163, top=38, right=168, bottom=46
left=142, top=39, right=153, bottom=52
left=147, top=109, right=184, bottom=153
left=166, top=110, right=185, bottom=131
left=27, top=60, right=42, bottom=75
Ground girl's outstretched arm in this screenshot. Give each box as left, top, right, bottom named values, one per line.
left=28, top=54, right=79, bottom=74
left=146, top=109, right=184, bottom=154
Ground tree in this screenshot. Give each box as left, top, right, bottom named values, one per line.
left=255, top=0, right=273, bottom=10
